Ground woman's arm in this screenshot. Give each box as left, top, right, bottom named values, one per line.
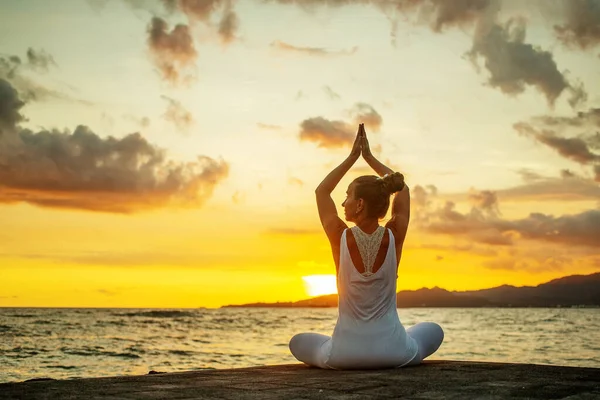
left=361, top=127, right=410, bottom=247
left=315, top=125, right=362, bottom=239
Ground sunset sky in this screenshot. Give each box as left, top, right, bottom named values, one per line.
left=0, top=0, right=599, bottom=308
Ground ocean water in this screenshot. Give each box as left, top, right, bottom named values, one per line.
left=1, top=307, right=599, bottom=383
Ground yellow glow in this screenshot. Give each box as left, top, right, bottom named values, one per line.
left=302, top=274, right=338, bottom=297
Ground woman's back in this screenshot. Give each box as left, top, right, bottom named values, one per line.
left=337, top=226, right=398, bottom=322
left=325, top=227, right=419, bottom=369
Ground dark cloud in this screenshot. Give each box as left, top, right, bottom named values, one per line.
left=469, top=18, right=586, bottom=107
left=218, top=5, right=239, bottom=44
left=0, top=79, right=228, bottom=213
left=0, top=51, right=71, bottom=103
left=515, top=122, right=600, bottom=164
left=554, top=0, right=600, bottom=50
left=426, top=0, right=494, bottom=32
left=161, top=96, right=194, bottom=131
left=147, top=17, right=197, bottom=85
left=26, top=48, right=57, bottom=72
left=0, top=79, right=26, bottom=129
left=531, top=108, right=600, bottom=129
left=413, top=185, right=600, bottom=248
left=446, top=169, right=600, bottom=202
left=514, top=108, right=600, bottom=179
left=500, top=210, right=600, bottom=248
left=271, top=41, right=358, bottom=56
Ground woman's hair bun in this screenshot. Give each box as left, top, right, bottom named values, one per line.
left=381, top=172, right=405, bottom=195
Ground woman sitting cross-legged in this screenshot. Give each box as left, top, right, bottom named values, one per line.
left=289, top=123, right=444, bottom=369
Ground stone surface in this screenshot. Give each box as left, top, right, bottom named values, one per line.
left=1, top=361, right=599, bottom=399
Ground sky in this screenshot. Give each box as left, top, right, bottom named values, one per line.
left=0, top=0, right=599, bottom=308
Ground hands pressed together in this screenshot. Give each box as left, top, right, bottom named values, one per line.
left=350, top=123, right=373, bottom=161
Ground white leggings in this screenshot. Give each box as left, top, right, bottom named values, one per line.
left=289, top=322, right=444, bottom=369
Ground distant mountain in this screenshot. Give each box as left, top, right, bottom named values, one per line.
left=223, top=273, right=600, bottom=308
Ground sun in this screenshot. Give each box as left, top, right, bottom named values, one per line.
left=302, top=274, right=338, bottom=297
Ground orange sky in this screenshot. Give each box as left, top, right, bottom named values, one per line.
left=0, top=0, right=599, bottom=308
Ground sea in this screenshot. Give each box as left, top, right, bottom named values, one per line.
left=1, top=307, right=599, bottom=383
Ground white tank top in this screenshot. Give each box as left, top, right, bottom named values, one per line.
left=325, top=227, right=419, bottom=369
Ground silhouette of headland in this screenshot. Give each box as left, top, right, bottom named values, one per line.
left=223, top=273, right=600, bottom=308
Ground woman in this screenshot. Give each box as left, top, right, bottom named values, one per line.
left=289, top=123, right=444, bottom=369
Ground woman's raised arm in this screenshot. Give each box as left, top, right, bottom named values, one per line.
left=361, top=127, right=410, bottom=247
left=315, top=124, right=362, bottom=239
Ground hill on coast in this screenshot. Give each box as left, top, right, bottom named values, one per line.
left=223, top=272, right=600, bottom=308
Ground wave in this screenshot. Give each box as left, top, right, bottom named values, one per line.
left=4, top=314, right=36, bottom=318
left=168, top=350, right=196, bottom=357
left=60, top=347, right=141, bottom=359
left=113, top=311, right=196, bottom=318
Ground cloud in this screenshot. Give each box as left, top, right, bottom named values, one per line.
left=218, top=4, right=239, bottom=44
left=353, top=103, right=383, bottom=132
left=498, top=209, right=600, bottom=248
left=0, top=79, right=26, bottom=129
left=299, top=116, right=354, bottom=148
left=0, top=50, right=84, bottom=104
left=412, top=184, right=600, bottom=248
left=161, top=95, right=194, bottom=131
left=147, top=17, right=197, bottom=85
left=271, top=40, right=358, bottom=56
left=469, top=17, right=587, bottom=107
left=514, top=108, right=600, bottom=180
left=554, top=0, right=600, bottom=50
left=26, top=48, right=57, bottom=72
left=270, top=0, right=495, bottom=32
left=299, top=103, right=382, bottom=148
left=498, top=169, right=600, bottom=201
left=0, top=79, right=229, bottom=213
left=516, top=124, right=600, bottom=164
left=323, top=86, right=340, bottom=101
left=162, top=0, right=240, bottom=44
